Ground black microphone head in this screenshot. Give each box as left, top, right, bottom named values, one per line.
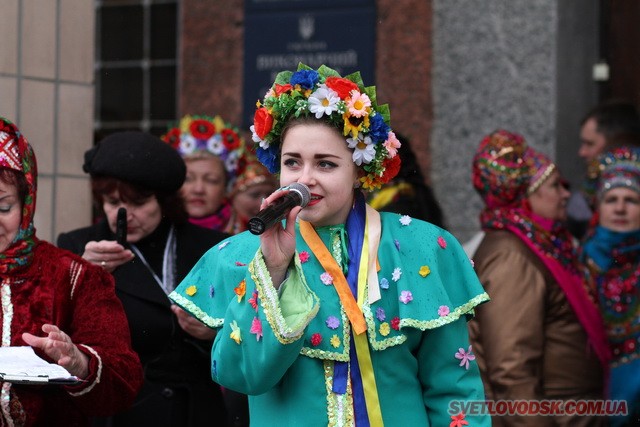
left=288, top=182, right=311, bottom=208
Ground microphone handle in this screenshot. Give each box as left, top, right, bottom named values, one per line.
left=248, top=196, right=300, bottom=235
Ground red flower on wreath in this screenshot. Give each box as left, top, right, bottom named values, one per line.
left=325, top=76, right=359, bottom=99
left=222, top=129, right=241, bottom=150
left=380, top=154, right=402, bottom=184
left=253, top=107, right=274, bottom=140
left=275, top=84, right=293, bottom=96
left=190, top=119, right=216, bottom=139
left=162, top=127, right=181, bottom=149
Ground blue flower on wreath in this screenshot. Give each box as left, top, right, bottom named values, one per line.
left=290, top=70, right=319, bottom=89
left=256, top=144, right=279, bottom=173
left=368, top=114, right=390, bottom=144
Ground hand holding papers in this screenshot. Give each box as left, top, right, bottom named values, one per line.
left=0, top=346, right=81, bottom=384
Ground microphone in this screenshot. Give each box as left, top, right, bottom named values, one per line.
left=248, top=182, right=311, bottom=235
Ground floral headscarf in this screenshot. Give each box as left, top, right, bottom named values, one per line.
left=0, top=117, right=38, bottom=275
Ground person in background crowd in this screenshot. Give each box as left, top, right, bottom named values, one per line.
left=469, top=129, right=610, bottom=427
left=169, top=63, right=490, bottom=426
left=162, top=115, right=243, bottom=232
left=367, top=133, right=445, bottom=229
left=568, top=100, right=640, bottom=239
left=56, top=132, right=229, bottom=427
left=225, top=151, right=277, bottom=235
left=0, top=117, right=142, bottom=426
left=581, top=146, right=640, bottom=427
left=163, top=115, right=273, bottom=426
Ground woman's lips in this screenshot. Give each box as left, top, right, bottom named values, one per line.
left=307, top=194, right=322, bottom=206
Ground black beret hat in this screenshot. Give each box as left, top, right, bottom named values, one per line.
left=83, top=131, right=186, bottom=192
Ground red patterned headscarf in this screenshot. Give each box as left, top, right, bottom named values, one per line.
left=0, top=117, right=38, bottom=275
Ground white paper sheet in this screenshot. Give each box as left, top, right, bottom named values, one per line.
left=0, top=346, right=78, bottom=381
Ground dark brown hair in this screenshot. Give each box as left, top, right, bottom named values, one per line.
left=90, top=176, right=188, bottom=224
left=0, top=168, right=29, bottom=206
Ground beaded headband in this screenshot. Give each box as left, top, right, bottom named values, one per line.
left=250, top=63, right=401, bottom=190
left=162, top=115, right=244, bottom=188
left=596, top=146, right=640, bottom=197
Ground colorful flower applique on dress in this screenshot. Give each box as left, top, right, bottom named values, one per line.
left=379, top=322, right=391, bottom=336
left=391, top=267, right=402, bottom=282
left=249, top=290, right=259, bottom=311
left=330, top=335, right=341, bottom=348
left=326, top=316, right=340, bottom=329
left=230, top=320, right=242, bottom=344
left=399, top=290, right=413, bottom=304
left=438, top=236, right=447, bottom=249
left=391, top=317, right=400, bottom=330
left=320, top=272, right=334, bottom=285
left=455, top=345, right=476, bottom=370
left=450, top=412, right=469, bottom=427
left=419, top=265, right=431, bottom=277
left=311, top=333, right=322, bottom=346
left=299, top=251, right=310, bottom=263
left=186, top=285, right=197, bottom=296
left=234, top=280, right=246, bottom=302
left=399, top=215, right=412, bottom=226
left=438, top=305, right=450, bottom=317
left=250, top=317, right=263, bottom=341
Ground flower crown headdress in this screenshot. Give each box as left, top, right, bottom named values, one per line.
left=250, top=63, right=401, bottom=190
left=161, top=114, right=245, bottom=188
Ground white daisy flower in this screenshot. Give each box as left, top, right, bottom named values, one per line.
left=308, top=86, right=340, bottom=119
left=250, top=125, right=270, bottom=149
left=207, top=135, right=225, bottom=155
left=346, top=133, right=375, bottom=166
left=225, top=150, right=240, bottom=175
left=179, top=135, right=197, bottom=155
left=392, top=267, right=402, bottom=282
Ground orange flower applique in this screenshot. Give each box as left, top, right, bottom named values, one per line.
left=234, top=280, right=246, bottom=302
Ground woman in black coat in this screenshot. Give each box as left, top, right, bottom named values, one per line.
left=57, top=131, right=229, bottom=427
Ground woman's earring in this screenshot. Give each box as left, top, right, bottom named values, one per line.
left=353, top=181, right=361, bottom=189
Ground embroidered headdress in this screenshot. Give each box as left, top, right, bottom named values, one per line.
left=250, top=63, right=401, bottom=190
left=162, top=115, right=245, bottom=189
left=472, top=129, right=556, bottom=208
left=596, top=146, right=640, bottom=197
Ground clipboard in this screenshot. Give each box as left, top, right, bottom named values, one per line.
left=0, top=346, right=82, bottom=385
left=0, top=373, right=82, bottom=385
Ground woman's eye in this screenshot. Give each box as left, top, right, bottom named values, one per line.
left=0, top=205, right=12, bottom=213
left=205, top=177, right=223, bottom=185
left=283, top=158, right=298, bottom=167
left=318, top=161, right=336, bottom=169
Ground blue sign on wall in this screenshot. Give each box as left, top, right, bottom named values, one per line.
left=243, top=1, right=376, bottom=127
